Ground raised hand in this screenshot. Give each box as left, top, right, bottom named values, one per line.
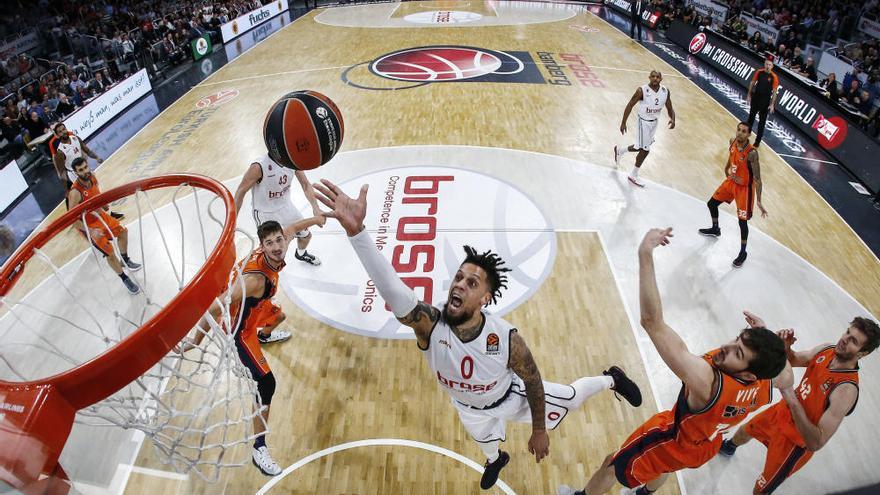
left=743, top=310, right=766, bottom=329
left=639, top=227, right=674, bottom=254
left=313, top=179, right=368, bottom=237
left=777, top=328, right=797, bottom=349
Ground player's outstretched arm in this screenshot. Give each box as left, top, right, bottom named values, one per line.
left=233, top=162, right=262, bottom=214
left=295, top=170, right=321, bottom=216
left=508, top=332, right=549, bottom=463
left=638, top=228, right=715, bottom=402
left=781, top=378, right=856, bottom=451
left=313, top=179, right=435, bottom=348
left=282, top=214, right=325, bottom=239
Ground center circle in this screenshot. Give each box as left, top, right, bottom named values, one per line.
left=281, top=165, right=556, bottom=339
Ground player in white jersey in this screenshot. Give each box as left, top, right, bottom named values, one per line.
left=313, top=179, right=644, bottom=491
left=51, top=123, right=121, bottom=218
left=234, top=154, right=322, bottom=344
left=235, top=153, right=322, bottom=267
left=614, top=70, right=676, bottom=187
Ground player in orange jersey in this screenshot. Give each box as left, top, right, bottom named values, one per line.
left=557, top=228, right=790, bottom=495
left=719, top=313, right=879, bottom=494
left=699, top=122, right=767, bottom=268
left=67, top=157, right=141, bottom=294
left=178, top=217, right=324, bottom=476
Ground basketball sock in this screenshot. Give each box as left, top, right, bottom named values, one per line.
left=119, top=273, right=130, bottom=281
left=630, top=166, right=640, bottom=177
left=254, top=434, right=266, bottom=450
left=712, top=218, right=719, bottom=228
left=296, top=248, right=305, bottom=256
left=739, top=243, right=747, bottom=255
left=569, top=376, right=614, bottom=409
left=479, top=440, right=501, bottom=463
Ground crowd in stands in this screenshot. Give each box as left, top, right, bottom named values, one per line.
left=652, top=0, right=880, bottom=136
left=1, top=0, right=276, bottom=161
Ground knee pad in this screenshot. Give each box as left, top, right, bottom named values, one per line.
left=256, top=372, right=277, bottom=406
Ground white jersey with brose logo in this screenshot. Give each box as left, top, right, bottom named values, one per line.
left=57, top=135, right=84, bottom=182
left=638, top=83, right=668, bottom=121
left=423, top=310, right=516, bottom=409
left=251, top=153, right=295, bottom=213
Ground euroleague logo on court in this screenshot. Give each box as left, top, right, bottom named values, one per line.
left=195, top=88, right=239, bottom=108
left=403, top=11, right=483, bottom=24
left=689, top=33, right=707, bottom=54
left=371, top=46, right=522, bottom=82
left=343, top=45, right=604, bottom=90
left=280, top=166, right=557, bottom=339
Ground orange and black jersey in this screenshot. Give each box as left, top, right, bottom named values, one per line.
left=233, top=248, right=285, bottom=332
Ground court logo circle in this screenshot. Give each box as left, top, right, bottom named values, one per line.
left=196, top=88, right=239, bottom=108
left=281, top=166, right=556, bottom=339
left=369, top=46, right=523, bottom=82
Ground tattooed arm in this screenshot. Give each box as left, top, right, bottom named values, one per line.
left=509, top=331, right=549, bottom=462
left=398, top=302, right=441, bottom=350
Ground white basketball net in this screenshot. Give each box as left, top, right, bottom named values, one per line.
left=0, top=180, right=265, bottom=482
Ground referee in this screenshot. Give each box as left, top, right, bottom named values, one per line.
left=746, top=55, right=779, bottom=147
left=630, top=0, right=643, bottom=41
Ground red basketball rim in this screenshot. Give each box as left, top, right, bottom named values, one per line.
left=0, top=174, right=237, bottom=486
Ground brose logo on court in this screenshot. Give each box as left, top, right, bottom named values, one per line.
left=280, top=166, right=556, bottom=339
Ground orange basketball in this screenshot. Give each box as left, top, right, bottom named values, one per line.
left=263, top=91, right=344, bottom=170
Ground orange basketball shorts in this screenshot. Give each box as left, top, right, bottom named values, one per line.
left=712, top=179, right=753, bottom=221
left=80, top=214, right=124, bottom=257
left=610, top=410, right=720, bottom=488
left=744, top=406, right=813, bottom=494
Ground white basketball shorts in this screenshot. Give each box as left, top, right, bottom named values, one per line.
left=451, top=375, right=577, bottom=444
left=635, top=116, right=659, bottom=151
left=253, top=202, right=309, bottom=238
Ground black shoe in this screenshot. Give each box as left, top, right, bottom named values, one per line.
left=123, top=257, right=142, bottom=272
left=732, top=252, right=747, bottom=268
left=110, top=211, right=125, bottom=220
left=698, top=227, right=721, bottom=237
left=719, top=439, right=738, bottom=457
left=294, top=250, right=321, bottom=266
left=480, top=451, right=509, bottom=490
left=122, top=276, right=140, bottom=295
left=604, top=366, right=642, bottom=407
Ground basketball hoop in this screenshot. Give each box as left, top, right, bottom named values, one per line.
left=0, top=174, right=263, bottom=489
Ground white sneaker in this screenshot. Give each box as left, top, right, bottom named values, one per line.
left=628, top=175, right=645, bottom=188
left=557, top=485, right=578, bottom=495
left=620, top=486, right=640, bottom=495
left=252, top=446, right=282, bottom=476
left=258, top=329, right=292, bottom=344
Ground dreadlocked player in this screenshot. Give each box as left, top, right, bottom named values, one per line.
left=313, top=178, right=643, bottom=491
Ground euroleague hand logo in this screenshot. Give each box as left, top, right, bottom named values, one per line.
left=812, top=114, right=848, bottom=149
left=689, top=33, right=707, bottom=54
left=195, top=88, right=239, bottom=108
left=279, top=165, right=556, bottom=340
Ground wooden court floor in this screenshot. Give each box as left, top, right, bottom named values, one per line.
left=6, top=2, right=879, bottom=494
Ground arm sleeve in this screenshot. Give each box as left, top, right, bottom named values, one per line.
left=348, top=229, right=418, bottom=318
